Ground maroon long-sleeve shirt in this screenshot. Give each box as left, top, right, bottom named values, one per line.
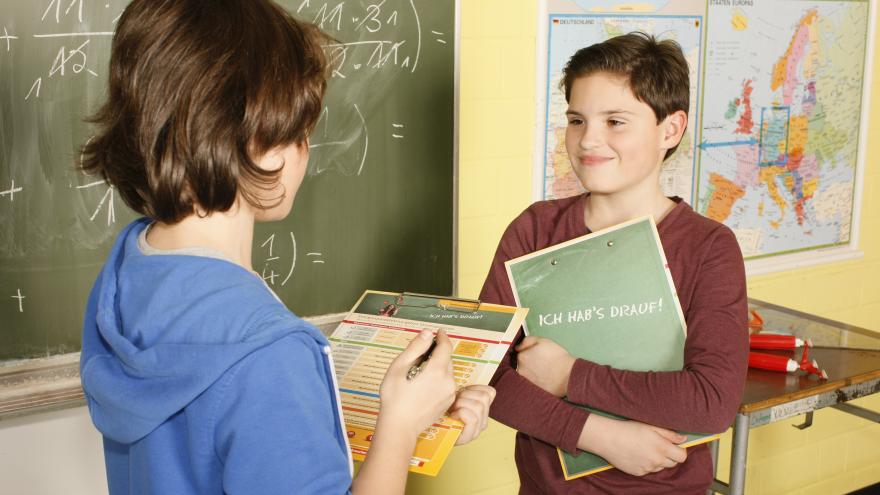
left=480, top=194, right=748, bottom=494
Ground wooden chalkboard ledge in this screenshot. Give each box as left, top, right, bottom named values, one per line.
left=0, top=353, right=83, bottom=420
left=0, top=313, right=346, bottom=421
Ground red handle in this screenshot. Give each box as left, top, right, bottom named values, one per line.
left=750, top=334, right=798, bottom=350
left=748, top=352, right=797, bottom=372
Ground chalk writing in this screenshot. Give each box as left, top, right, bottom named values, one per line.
left=355, top=0, right=386, bottom=33
left=42, top=0, right=84, bottom=24
left=298, top=0, right=422, bottom=75
left=1, top=27, right=17, bottom=51
left=0, top=180, right=22, bottom=202
left=1, top=0, right=454, bottom=363
left=21, top=0, right=117, bottom=100
left=76, top=179, right=116, bottom=225
left=49, top=39, right=98, bottom=77
left=33, top=32, right=114, bottom=38
left=259, top=232, right=301, bottom=287
left=12, top=289, right=25, bottom=313
left=537, top=298, right=665, bottom=327
left=24, top=78, right=41, bottom=100
left=309, top=103, right=369, bottom=176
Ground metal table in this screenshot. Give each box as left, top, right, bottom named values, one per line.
left=711, top=299, right=880, bottom=494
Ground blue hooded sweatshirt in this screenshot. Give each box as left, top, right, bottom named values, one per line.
left=81, top=219, right=353, bottom=494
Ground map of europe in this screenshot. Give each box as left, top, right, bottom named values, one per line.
left=697, top=1, right=868, bottom=258
left=543, top=0, right=870, bottom=259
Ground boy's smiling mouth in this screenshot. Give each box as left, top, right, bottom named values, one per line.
left=577, top=155, right=614, bottom=166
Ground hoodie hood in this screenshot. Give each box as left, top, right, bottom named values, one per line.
left=80, top=218, right=326, bottom=444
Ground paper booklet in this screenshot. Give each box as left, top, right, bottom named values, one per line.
left=504, top=216, right=718, bottom=480
left=329, top=290, right=528, bottom=476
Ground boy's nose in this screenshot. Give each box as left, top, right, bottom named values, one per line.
left=578, top=124, right=603, bottom=150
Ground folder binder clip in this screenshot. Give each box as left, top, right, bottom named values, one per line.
left=394, top=292, right=482, bottom=313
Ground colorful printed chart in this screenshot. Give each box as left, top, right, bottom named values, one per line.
left=329, top=291, right=527, bottom=476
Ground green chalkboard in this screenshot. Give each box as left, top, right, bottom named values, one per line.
left=0, top=0, right=455, bottom=361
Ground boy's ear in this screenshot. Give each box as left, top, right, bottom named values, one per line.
left=661, top=110, right=688, bottom=149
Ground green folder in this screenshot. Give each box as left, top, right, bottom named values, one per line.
left=505, top=216, right=717, bottom=480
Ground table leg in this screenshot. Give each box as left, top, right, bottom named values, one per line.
left=729, top=413, right=750, bottom=495
left=709, top=439, right=721, bottom=495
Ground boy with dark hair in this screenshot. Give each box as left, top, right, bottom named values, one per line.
left=79, top=1, right=494, bottom=494
left=481, top=32, right=748, bottom=494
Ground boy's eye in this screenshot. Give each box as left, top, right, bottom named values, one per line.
left=607, top=119, right=624, bottom=127
left=567, top=118, right=583, bottom=126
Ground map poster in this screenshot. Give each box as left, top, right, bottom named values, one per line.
left=540, top=0, right=873, bottom=265
left=698, top=1, right=871, bottom=258
left=541, top=0, right=707, bottom=202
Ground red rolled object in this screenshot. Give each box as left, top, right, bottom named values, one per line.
left=749, top=334, right=806, bottom=350
left=748, top=351, right=799, bottom=372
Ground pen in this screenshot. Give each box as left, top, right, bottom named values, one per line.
left=406, top=336, right=437, bottom=381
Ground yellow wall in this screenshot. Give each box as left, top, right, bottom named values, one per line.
left=409, top=1, right=880, bottom=494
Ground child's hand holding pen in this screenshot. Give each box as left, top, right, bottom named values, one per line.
left=402, top=329, right=496, bottom=445
left=377, top=329, right=496, bottom=446
left=379, top=330, right=457, bottom=439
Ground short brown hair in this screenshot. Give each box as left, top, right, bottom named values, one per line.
left=80, top=0, right=329, bottom=223
left=561, top=32, right=689, bottom=160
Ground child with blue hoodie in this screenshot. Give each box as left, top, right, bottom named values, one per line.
left=77, top=1, right=494, bottom=494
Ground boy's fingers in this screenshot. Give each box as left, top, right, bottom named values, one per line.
left=454, top=393, right=492, bottom=430
left=654, top=433, right=687, bottom=464
left=515, top=336, right=540, bottom=352
left=456, top=387, right=495, bottom=419
left=650, top=427, right=687, bottom=463
left=465, top=384, right=496, bottom=398
left=450, top=406, right=478, bottom=444
left=654, top=427, right=687, bottom=445
left=457, top=385, right=496, bottom=403
left=389, top=330, right=434, bottom=373
left=424, top=329, right=453, bottom=371
left=669, top=445, right=687, bottom=463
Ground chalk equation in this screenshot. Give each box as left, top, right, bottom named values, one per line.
left=258, top=231, right=326, bottom=287
left=8, top=0, right=121, bottom=101
left=0, top=0, right=453, bottom=338
left=298, top=0, right=425, bottom=76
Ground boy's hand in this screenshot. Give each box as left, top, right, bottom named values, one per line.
left=449, top=385, right=496, bottom=445
left=515, top=336, right=576, bottom=397
left=579, top=414, right=688, bottom=476
left=379, top=330, right=457, bottom=438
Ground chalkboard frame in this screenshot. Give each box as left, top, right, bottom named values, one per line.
left=0, top=314, right=347, bottom=420
left=0, top=0, right=462, bottom=418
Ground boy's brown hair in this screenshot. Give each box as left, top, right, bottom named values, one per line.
left=80, top=0, right=329, bottom=223
left=561, top=31, right=689, bottom=160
